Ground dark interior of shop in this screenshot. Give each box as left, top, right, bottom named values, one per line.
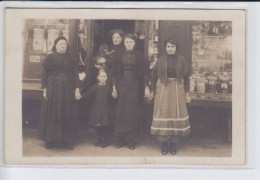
left=103, top=20, right=135, bottom=45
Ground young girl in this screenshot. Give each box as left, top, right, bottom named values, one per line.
left=80, top=70, right=114, bottom=148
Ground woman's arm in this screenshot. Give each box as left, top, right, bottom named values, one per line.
left=141, top=55, right=151, bottom=98
left=111, top=53, right=119, bottom=98
left=41, top=68, right=48, bottom=100
left=41, top=55, right=52, bottom=89
left=142, top=56, right=150, bottom=87
left=41, top=55, right=53, bottom=99
left=182, top=56, right=191, bottom=103
left=111, top=53, right=118, bottom=86
left=150, top=59, right=159, bottom=94
left=71, top=56, right=84, bottom=100
left=182, top=56, right=191, bottom=93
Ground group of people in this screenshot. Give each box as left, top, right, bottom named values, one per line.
left=38, top=28, right=191, bottom=155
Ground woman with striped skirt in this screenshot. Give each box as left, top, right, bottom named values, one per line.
left=150, top=38, right=191, bottom=155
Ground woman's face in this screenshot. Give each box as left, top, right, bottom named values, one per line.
left=124, top=38, right=135, bottom=51
left=112, top=33, right=123, bottom=46
left=56, top=40, right=67, bottom=54
left=97, top=72, right=108, bottom=84
left=166, top=43, right=177, bottom=55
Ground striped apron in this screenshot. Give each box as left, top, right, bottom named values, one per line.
left=151, top=78, right=190, bottom=138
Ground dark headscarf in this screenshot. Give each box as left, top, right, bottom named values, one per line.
left=52, top=36, right=69, bottom=53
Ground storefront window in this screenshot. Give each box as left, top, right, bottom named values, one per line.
left=191, top=21, right=232, bottom=95
left=23, top=19, right=70, bottom=81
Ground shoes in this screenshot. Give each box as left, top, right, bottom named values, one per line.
left=45, top=141, right=55, bottom=149
left=161, top=143, right=168, bottom=155
left=127, top=139, right=135, bottom=150
left=63, top=141, right=75, bottom=150
left=115, top=138, right=125, bottom=148
left=100, top=138, right=110, bottom=148
left=94, top=138, right=102, bottom=147
left=169, top=143, right=177, bottom=155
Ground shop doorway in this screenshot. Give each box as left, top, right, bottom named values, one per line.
left=92, top=20, right=145, bottom=57
left=102, top=20, right=135, bottom=45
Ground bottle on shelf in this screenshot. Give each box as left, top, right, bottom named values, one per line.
left=219, top=72, right=230, bottom=94
left=206, top=74, right=219, bottom=93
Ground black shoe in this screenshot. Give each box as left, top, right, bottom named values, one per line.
left=101, top=138, right=110, bottom=148
left=161, top=143, right=168, bottom=155
left=115, top=138, right=124, bottom=148
left=45, top=141, right=55, bottom=149
left=64, top=142, right=75, bottom=150
left=169, top=143, right=177, bottom=155
left=94, top=137, right=102, bottom=147
left=127, top=139, right=135, bottom=150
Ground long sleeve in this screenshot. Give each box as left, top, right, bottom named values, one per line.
left=151, top=60, right=159, bottom=93
left=41, top=55, right=51, bottom=89
left=184, top=73, right=190, bottom=93
left=142, top=57, right=150, bottom=87
left=72, top=56, right=83, bottom=89
left=41, top=67, right=48, bottom=89
left=182, top=57, right=191, bottom=93
left=111, top=53, right=119, bottom=86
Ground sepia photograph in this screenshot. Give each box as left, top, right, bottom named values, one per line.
left=4, top=8, right=246, bottom=166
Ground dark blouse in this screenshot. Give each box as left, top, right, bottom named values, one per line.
left=121, top=51, right=136, bottom=72
left=41, top=52, right=80, bottom=89
left=111, top=49, right=149, bottom=87
left=151, top=54, right=190, bottom=93
left=167, top=54, right=177, bottom=78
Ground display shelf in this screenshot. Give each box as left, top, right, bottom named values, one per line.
left=192, top=35, right=231, bottom=38
left=190, top=92, right=231, bottom=101
left=192, top=59, right=232, bottom=63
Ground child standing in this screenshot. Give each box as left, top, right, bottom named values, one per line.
left=80, top=70, right=114, bottom=148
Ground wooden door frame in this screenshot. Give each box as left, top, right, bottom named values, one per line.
left=158, top=20, right=192, bottom=65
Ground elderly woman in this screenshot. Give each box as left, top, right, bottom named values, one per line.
left=150, top=38, right=191, bottom=155
left=39, top=36, right=81, bottom=150
left=111, top=33, right=150, bottom=150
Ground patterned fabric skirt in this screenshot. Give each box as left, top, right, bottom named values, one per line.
left=151, top=78, right=190, bottom=141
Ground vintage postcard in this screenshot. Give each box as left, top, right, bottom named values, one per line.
left=4, top=8, right=246, bottom=166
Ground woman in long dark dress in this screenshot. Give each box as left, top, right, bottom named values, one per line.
left=111, top=33, right=150, bottom=150
left=150, top=38, right=191, bottom=155
left=39, top=37, right=80, bottom=150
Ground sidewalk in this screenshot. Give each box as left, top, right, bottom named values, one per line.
left=23, top=128, right=231, bottom=157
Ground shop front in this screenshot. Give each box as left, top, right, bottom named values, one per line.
left=22, top=19, right=232, bottom=141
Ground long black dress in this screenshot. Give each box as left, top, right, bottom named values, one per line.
left=38, top=52, right=78, bottom=144
left=112, top=49, right=149, bottom=139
